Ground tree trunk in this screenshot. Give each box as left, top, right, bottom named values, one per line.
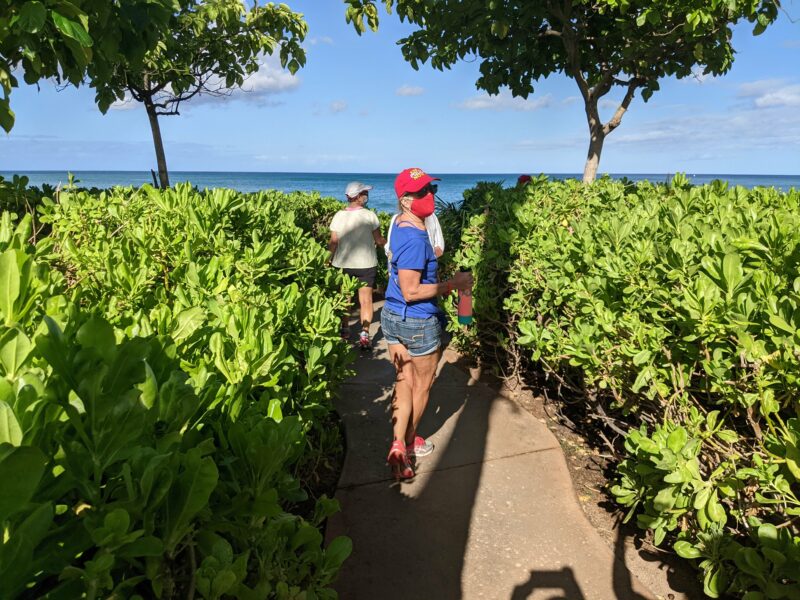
left=582, top=93, right=605, bottom=184
left=582, top=127, right=605, bottom=184
left=144, top=99, right=170, bottom=189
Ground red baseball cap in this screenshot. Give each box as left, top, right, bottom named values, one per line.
left=517, top=174, right=532, bottom=185
left=394, top=167, right=440, bottom=199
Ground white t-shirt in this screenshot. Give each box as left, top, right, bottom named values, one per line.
left=385, top=213, right=444, bottom=267
left=330, top=208, right=381, bottom=269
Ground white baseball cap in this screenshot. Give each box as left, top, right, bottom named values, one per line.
left=345, top=181, right=373, bottom=199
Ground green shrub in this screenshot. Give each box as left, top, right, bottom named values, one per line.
left=444, top=175, right=800, bottom=598
left=0, top=183, right=358, bottom=598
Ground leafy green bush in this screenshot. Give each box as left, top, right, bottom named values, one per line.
left=444, top=175, right=800, bottom=598
left=0, top=184, right=359, bottom=598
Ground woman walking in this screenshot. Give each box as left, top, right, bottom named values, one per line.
left=329, top=181, right=385, bottom=348
left=382, top=168, right=472, bottom=479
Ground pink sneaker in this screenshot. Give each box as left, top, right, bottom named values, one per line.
left=359, top=330, right=371, bottom=349
left=387, top=440, right=414, bottom=480
left=406, top=436, right=434, bottom=458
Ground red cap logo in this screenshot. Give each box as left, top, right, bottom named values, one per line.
left=394, top=167, right=440, bottom=199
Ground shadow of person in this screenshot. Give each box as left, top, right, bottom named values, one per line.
left=510, top=567, right=587, bottom=600
left=612, top=523, right=653, bottom=600
left=329, top=349, right=493, bottom=600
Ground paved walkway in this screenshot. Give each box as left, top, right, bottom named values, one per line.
left=326, top=303, right=657, bottom=600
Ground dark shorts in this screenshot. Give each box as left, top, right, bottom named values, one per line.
left=381, top=307, right=442, bottom=357
left=342, top=266, right=376, bottom=287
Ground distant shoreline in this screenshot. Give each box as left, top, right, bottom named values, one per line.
left=4, top=169, right=798, bottom=177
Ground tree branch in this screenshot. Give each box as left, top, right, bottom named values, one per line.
left=602, top=78, right=639, bottom=135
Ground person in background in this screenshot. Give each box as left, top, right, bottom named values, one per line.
left=381, top=167, right=472, bottom=479
left=386, top=207, right=445, bottom=268
left=517, top=174, right=532, bottom=187
left=329, top=181, right=386, bottom=349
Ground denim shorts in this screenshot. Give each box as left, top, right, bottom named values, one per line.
left=381, top=307, right=442, bottom=357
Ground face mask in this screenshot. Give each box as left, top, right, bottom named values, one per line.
left=410, top=193, right=435, bottom=219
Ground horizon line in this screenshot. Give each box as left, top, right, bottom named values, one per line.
left=2, top=169, right=798, bottom=177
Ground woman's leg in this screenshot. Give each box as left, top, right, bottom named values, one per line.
left=405, top=347, right=441, bottom=445
left=357, top=286, right=373, bottom=332
left=388, top=343, right=414, bottom=443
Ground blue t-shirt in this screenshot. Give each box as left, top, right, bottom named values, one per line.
left=386, top=221, right=439, bottom=318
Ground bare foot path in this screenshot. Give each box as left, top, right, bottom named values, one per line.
left=326, top=303, right=657, bottom=600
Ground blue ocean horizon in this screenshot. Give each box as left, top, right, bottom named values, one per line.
left=4, top=170, right=799, bottom=215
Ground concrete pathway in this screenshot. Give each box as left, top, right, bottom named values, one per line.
left=326, top=304, right=657, bottom=600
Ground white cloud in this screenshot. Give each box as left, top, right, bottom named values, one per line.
left=753, top=84, right=800, bottom=108
left=737, top=79, right=800, bottom=109
left=309, top=36, right=334, bottom=45
left=109, top=95, right=139, bottom=111
left=737, top=79, right=787, bottom=98
left=514, top=103, right=800, bottom=156
left=396, top=85, right=424, bottom=97
left=599, top=98, right=622, bottom=110
left=456, top=90, right=553, bottom=112
left=330, top=100, right=348, bottom=113
left=238, top=53, right=300, bottom=96
left=607, top=106, right=800, bottom=149
left=561, top=96, right=579, bottom=106
left=782, top=40, right=800, bottom=49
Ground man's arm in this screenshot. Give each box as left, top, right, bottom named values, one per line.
left=372, top=228, right=386, bottom=247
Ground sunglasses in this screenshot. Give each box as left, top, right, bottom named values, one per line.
left=408, top=184, right=438, bottom=199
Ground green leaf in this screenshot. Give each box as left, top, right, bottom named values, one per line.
left=705, top=410, right=720, bottom=431
left=716, top=429, right=738, bottom=444
left=16, top=2, right=47, bottom=33
left=77, top=317, right=117, bottom=359
left=703, top=566, right=725, bottom=598
left=667, top=427, right=687, bottom=454
left=0, top=444, right=47, bottom=522
left=324, top=536, right=352, bottom=571
left=0, top=98, right=14, bottom=133
left=706, top=491, right=726, bottom=524
left=171, top=307, right=205, bottom=343
left=51, top=11, right=93, bottom=47
left=632, top=349, right=651, bottom=366
left=267, top=398, right=283, bottom=422
left=768, top=313, right=795, bottom=335
left=0, top=250, right=21, bottom=323
left=163, top=451, right=218, bottom=552
left=0, top=329, right=33, bottom=378
left=653, top=485, right=678, bottom=511
left=674, top=540, right=701, bottom=559
left=0, top=402, right=22, bottom=446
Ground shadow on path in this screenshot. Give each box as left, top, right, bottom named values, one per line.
left=330, top=305, right=492, bottom=599
left=329, top=303, right=659, bottom=600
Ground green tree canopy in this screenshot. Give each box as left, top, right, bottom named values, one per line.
left=94, top=0, right=307, bottom=189
left=345, top=0, right=779, bottom=182
left=0, top=0, right=178, bottom=132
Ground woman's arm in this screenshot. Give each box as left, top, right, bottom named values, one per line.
left=397, top=269, right=471, bottom=303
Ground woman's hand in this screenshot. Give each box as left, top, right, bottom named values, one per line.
left=451, top=271, right=473, bottom=291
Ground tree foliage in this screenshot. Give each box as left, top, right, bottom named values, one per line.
left=0, top=0, right=178, bottom=132
left=94, top=0, right=307, bottom=188
left=344, top=0, right=779, bottom=181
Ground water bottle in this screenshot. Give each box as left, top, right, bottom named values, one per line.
left=457, top=271, right=473, bottom=325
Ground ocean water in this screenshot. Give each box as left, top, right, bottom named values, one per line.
left=3, top=170, right=798, bottom=215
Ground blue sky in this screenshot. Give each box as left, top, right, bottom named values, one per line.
left=2, top=1, right=799, bottom=175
